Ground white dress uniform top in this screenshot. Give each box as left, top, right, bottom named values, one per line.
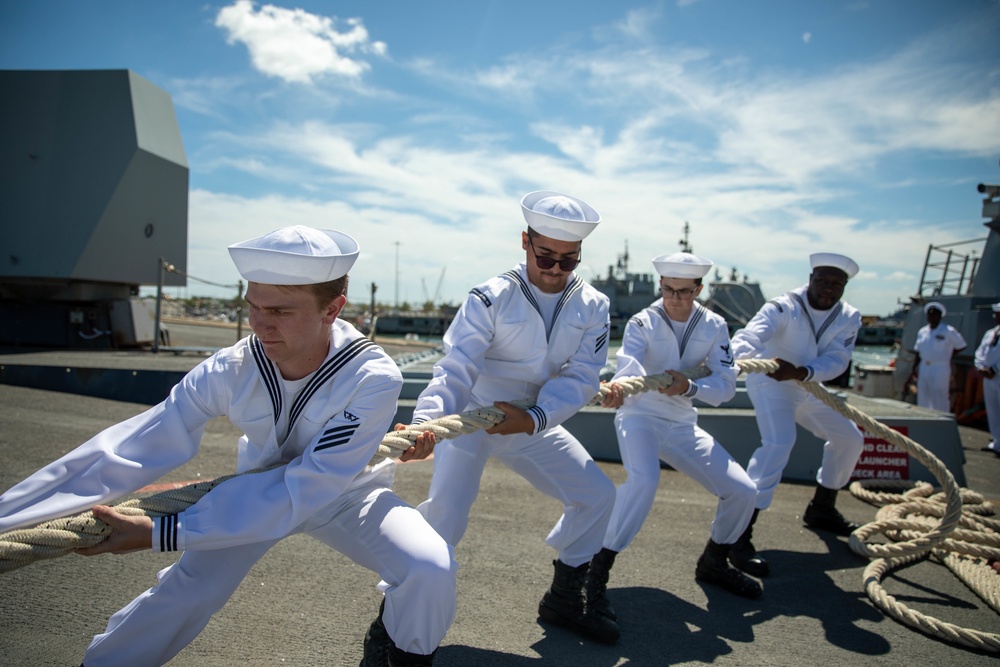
left=975, top=302, right=1000, bottom=448
left=730, top=284, right=865, bottom=508
left=914, top=302, right=968, bottom=412
left=0, top=227, right=456, bottom=666
left=413, top=261, right=615, bottom=566
left=605, top=297, right=756, bottom=548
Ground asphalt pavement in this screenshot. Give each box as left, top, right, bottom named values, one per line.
left=0, top=322, right=999, bottom=666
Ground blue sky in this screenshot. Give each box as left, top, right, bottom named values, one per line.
left=3, top=0, right=999, bottom=316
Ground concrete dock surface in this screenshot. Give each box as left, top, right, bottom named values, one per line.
left=1, top=322, right=999, bottom=666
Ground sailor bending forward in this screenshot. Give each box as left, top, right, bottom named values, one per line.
left=729, top=253, right=865, bottom=577
left=592, top=252, right=762, bottom=604
left=381, top=191, right=620, bottom=645
left=0, top=227, right=456, bottom=667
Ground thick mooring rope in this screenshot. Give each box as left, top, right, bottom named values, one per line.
left=734, top=361, right=1000, bottom=651
left=1, top=357, right=998, bottom=653
left=0, top=367, right=706, bottom=574
left=847, top=479, right=1000, bottom=651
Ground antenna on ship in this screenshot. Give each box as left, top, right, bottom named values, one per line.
left=679, top=221, right=692, bottom=253
left=613, top=240, right=631, bottom=280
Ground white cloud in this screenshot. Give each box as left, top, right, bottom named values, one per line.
left=215, top=0, right=386, bottom=84
left=180, top=7, right=998, bottom=316
left=802, top=32, right=812, bottom=44
left=184, top=111, right=973, bottom=315
left=611, top=6, right=662, bottom=41
left=422, top=22, right=1000, bottom=185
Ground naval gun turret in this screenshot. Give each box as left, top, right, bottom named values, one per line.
left=0, top=70, right=189, bottom=349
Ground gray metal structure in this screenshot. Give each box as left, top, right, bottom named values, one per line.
left=894, top=184, right=1000, bottom=369
left=0, top=69, right=188, bottom=348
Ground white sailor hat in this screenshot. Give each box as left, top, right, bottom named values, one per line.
left=520, top=191, right=601, bottom=242
left=992, top=302, right=1000, bottom=313
left=651, top=252, right=713, bottom=279
left=228, top=226, right=360, bottom=285
left=924, top=301, right=946, bottom=316
left=809, top=252, right=859, bottom=279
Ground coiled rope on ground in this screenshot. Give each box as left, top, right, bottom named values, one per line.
left=1, top=358, right=998, bottom=652
left=734, top=361, right=1000, bottom=651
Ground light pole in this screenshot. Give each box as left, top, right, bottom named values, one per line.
left=394, top=241, right=400, bottom=308
left=153, top=257, right=171, bottom=354
left=236, top=279, right=244, bottom=342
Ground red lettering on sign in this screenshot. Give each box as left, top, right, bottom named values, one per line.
left=851, top=425, right=909, bottom=481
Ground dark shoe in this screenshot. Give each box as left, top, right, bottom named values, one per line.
left=538, top=560, right=620, bottom=643
left=803, top=501, right=860, bottom=536
left=729, top=538, right=770, bottom=578
left=585, top=548, right=618, bottom=621
left=804, top=485, right=860, bottom=536
left=696, top=540, right=763, bottom=599
left=388, top=645, right=436, bottom=667
left=360, top=600, right=391, bottom=667
left=729, top=509, right=770, bottom=578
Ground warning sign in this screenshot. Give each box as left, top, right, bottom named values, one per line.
left=850, top=425, right=910, bottom=481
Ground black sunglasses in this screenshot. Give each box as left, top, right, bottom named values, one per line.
left=528, top=237, right=580, bottom=272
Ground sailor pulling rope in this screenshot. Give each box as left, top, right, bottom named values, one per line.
left=1, top=359, right=998, bottom=652
left=0, top=365, right=705, bottom=573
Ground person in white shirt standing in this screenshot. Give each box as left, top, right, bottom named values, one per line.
left=728, top=253, right=865, bottom=578
left=592, top=252, right=762, bottom=604
left=975, top=302, right=1000, bottom=454
left=913, top=302, right=968, bottom=412
left=388, top=191, right=619, bottom=644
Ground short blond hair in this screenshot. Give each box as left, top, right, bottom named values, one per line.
left=275, top=275, right=349, bottom=310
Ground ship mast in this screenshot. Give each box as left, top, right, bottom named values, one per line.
left=679, top=221, right=692, bottom=253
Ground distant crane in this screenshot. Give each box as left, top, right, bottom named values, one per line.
left=421, top=267, right=447, bottom=308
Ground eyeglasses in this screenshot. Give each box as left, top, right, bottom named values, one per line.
left=661, top=285, right=697, bottom=299
left=528, top=237, right=580, bottom=272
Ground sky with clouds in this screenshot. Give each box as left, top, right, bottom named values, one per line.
left=2, top=0, right=999, bottom=316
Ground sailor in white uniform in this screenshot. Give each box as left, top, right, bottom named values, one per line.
left=975, top=302, right=1000, bottom=453
left=394, top=191, right=619, bottom=644
left=913, top=301, right=968, bottom=412
left=729, top=253, right=865, bottom=577
left=0, top=227, right=456, bottom=667
left=590, top=252, right=762, bottom=603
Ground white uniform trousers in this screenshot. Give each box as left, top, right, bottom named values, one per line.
left=84, top=471, right=457, bottom=666
left=417, top=425, right=615, bottom=568
left=917, top=362, right=952, bottom=412
left=746, top=380, right=865, bottom=508
left=985, top=380, right=1000, bottom=446
left=604, top=413, right=757, bottom=549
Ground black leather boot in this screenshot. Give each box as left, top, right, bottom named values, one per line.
left=360, top=600, right=437, bottom=666
left=585, top=547, right=618, bottom=621
left=729, top=508, right=770, bottom=577
left=388, top=645, right=436, bottom=667
left=359, top=600, right=391, bottom=667
left=696, top=539, right=763, bottom=599
left=538, top=559, right=620, bottom=643
left=803, top=485, right=860, bottom=536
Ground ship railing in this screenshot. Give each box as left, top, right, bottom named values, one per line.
left=916, top=235, right=987, bottom=297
